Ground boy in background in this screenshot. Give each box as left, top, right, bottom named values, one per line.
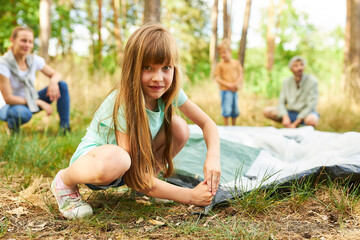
left=214, top=39, right=243, bottom=126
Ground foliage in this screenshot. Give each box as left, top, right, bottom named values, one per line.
left=0, top=0, right=40, bottom=54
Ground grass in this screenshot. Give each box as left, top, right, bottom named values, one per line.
left=0, top=59, right=360, bottom=239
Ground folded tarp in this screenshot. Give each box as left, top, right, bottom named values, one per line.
left=168, top=125, right=360, bottom=211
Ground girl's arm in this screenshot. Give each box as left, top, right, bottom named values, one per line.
left=115, top=129, right=213, bottom=206
left=40, top=64, right=62, bottom=102
left=179, top=99, right=221, bottom=196
left=140, top=177, right=213, bottom=206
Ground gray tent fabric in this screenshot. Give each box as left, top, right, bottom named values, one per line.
left=167, top=125, right=360, bottom=212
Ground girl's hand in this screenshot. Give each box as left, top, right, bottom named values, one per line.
left=203, top=155, right=221, bottom=196
left=190, top=181, right=213, bottom=206
left=36, top=99, right=53, bottom=115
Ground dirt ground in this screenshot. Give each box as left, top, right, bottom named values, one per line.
left=1, top=175, right=360, bottom=240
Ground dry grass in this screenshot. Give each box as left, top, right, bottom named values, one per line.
left=1, top=60, right=360, bottom=239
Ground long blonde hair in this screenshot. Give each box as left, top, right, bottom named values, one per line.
left=113, top=23, right=181, bottom=191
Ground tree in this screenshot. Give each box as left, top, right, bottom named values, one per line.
left=210, top=0, right=219, bottom=79
left=344, top=0, right=360, bottom=99
left=266, top=0, right=285, bottom=72
left=144, top=0, right=161, bottom=23
left=39, top=0, right=51, bottom=62
left=223, top=0, right=231, bottom=39
left=97, top=0, right=103, bottom=60
left=111, top=0, right=123, bottom=64
left=238, top=0, right=252, bottom=66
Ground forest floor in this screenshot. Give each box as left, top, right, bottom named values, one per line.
left=1, top=172, right=360, bottom=240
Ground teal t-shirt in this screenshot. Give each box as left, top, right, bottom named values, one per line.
left=70, top=89, right=188, bottom=165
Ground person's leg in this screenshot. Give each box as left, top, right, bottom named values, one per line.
left=263, top=106, right=282, bottom=122
left=38, top=81, right=70, bottom=130
left=304, top=113, right=319, bottom=127
left=52, top=144, right=131, bottom=219
left=152, top=115, right=190, bottom=173
left=223, top=117, right=229, bottom=126
left=6, top=105, right=32, bottom=132
left=61, top=144, right=131, bottom=186
left=231, top=92, right=239, bottom=126
left=221, top=90, right=232, bottom=126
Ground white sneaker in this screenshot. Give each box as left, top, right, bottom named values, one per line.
left=51, top=177, right=93, bottom=219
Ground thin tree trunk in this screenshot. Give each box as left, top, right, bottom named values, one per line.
left=121, top=0, right=127, bottom=30
left=97, top=0, right=102, bottom=60
left=210, top=0, right=219, bottom=79
left=223, top=0, right=228, bottom=39
left=266, top=0, right=275, bottom=71
left=227, top=0, right=232, bottom=38
left=144, top=0, right=161, bottom=23
left=238, top=0, right=252, bottom=66
left=345, top=0, right=360, bottom=99
left=39, top=0, right=51, bottom=62
left=112, top=0, right=123, bottom=64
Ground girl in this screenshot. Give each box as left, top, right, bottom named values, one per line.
left=0, top=26, right=70, bottom=133
left=51, top=23, right=221, bottom=219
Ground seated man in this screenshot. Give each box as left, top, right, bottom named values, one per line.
left=263, top=56, right=319, bottom=128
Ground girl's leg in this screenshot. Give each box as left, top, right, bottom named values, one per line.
left=61, top=144, right=131, bottom=186
left=38, top=81, right=70, bottom=129
left=152, top=115, right=190, bottom=172
left=6, top=105, right=32, bottom=132
left=52, top=144, right=131, bottom=219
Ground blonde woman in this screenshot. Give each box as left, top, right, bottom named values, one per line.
left=51, top=23, right=221, bottom=219
left=0, top=26, right=70, bottom=133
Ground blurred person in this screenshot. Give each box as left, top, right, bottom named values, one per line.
left=214, top=39, right=243, bottom=126
left=263, top=56, right=319, bottom=128
left=0, top=26, right=70, bottom=133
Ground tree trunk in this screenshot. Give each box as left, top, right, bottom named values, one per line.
left=223, top=0, right=229, bottom=39
left=238, top=0, right=252, bottom=67
left=121, top=0, right=127, bottom=30
left=39, top=0, right=51, bottom=62
left=266, top=0, right=275, bottom=71
left=97, top=0, right=102, bottom=60
left=112, top=0, right=123, bottom=64
left=227, top=0, right=232, bottom=38
left=210, top=0, right=219, bottom=79
left=144, top=0, right=161, bottom=23
left=344, top=0, right=360, bottom=99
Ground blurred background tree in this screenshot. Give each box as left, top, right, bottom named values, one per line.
left=0, top=0, right=357, bottom=101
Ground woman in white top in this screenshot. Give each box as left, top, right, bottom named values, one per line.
left=0, top=26, right=70, bottom=133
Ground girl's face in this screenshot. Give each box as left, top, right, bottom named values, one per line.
left=11, top=30, right=34, bottom=55
left=141, top=63, right=174, bottom=110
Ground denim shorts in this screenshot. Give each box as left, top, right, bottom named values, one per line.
left=220, top=90, right=239, bottom=118
left=288, top=110, right=320, bottom=123
left=86, top=177, right=125, bottom=190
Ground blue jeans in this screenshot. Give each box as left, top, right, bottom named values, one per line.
left=288, top=110, right=320, bottom=123
left=220, top=90, right=239, bottom=118
left=2, top=81, right=70, bottom=131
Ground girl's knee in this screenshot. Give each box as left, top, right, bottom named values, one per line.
left=93, top=145, right=131, bottom=182
left=172, top=116, right=190, bottom=144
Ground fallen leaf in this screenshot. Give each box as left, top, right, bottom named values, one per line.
left=6, top=207, right=28, bottom=217
left=136, top=217, right=144, bottom=224
left=148, top=219, right=165, bottom=226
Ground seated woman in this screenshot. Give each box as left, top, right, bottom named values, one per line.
left=0, top=26, right=70, bottom=133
